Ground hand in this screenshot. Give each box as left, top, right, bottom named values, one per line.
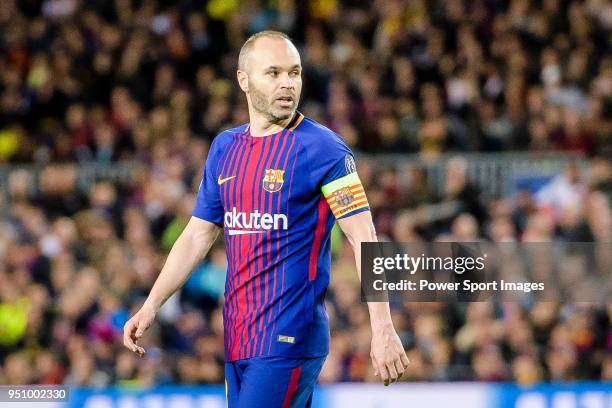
left=123, top=303, right=157, bottom=357
left=370, top=324, right=410, bottom=386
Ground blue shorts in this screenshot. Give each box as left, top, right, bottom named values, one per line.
left=225, top=356, right=326, bottom=408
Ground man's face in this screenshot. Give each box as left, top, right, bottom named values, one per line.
left=241, top=37, right=302, bottom=122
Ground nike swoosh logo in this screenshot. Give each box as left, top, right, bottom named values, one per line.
left=217, top=175, right=236, bottom=185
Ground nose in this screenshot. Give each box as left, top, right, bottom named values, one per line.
left=279, top=72, right=295, bottom=89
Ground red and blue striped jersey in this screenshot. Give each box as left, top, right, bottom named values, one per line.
left=192, top=112, right=370, bottom=362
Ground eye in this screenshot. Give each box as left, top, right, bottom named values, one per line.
left=290, top=70, right=300, bottom=77
left=268, top=71, right=278, bottom=77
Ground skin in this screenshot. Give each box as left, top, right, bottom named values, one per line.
left=237, top=36, right=303, bottom=136
left=123, top=35, right=409, bottom=386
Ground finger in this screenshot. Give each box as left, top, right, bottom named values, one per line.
left=400, top=351, right=410, bottom=369
left=394, top=359, right=405, bottom=380
left=371, top=355, right=379, bottom=376
left=123, top=321, right=137, bottom=350
left=386, top=361, right=399, bottom=384
left=135, top=321, right=145, bottom=339
left=132, top=327, right=146, bottom=356
left=378, top=363, right=390, bottom=386
left=124, top=321, right=143, bottom=355
left=124, top=336, right=137, bottom=352
left=132, top=336, right=144, bottom=356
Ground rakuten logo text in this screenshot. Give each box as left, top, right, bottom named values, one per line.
left=224, top=207, right=288, bottom=235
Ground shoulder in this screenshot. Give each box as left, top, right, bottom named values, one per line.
left=294, top=116, right=349, bottom=154
left=210, top=123, right=248, bottom=152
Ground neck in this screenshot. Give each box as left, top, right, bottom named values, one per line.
left=248, top=107, right=295, bottom=137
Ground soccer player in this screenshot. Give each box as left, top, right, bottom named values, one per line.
left=123, top=30, right=409, bottom=407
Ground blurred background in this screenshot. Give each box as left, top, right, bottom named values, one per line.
left=0, top=0, right=610, bottom=406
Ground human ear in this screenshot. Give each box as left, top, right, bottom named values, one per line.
left=237, top=70, right=249, bottom=92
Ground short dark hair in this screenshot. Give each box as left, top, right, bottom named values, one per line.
left=238, top=31, right=293, bottom=72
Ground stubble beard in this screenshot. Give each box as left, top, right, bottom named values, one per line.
left=249, top=81, right=295, bottom=123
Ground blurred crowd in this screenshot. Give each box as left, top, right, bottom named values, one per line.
left=1, top=0, right=611, bottom=160
left=0, top=0, right=611, bottom=387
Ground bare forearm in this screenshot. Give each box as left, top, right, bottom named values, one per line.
left=348, top=239, right=394, bottom=328
left=343, top=219, right=394, bottom=329
left=144, top=222, right=219, bottom=311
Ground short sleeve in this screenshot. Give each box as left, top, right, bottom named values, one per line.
left=313, top=134, right=370, bottom=220
left=192, top=140, right=224, bottom=225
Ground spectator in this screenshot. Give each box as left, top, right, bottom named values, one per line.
left=0, top=0, right=609, bottom=386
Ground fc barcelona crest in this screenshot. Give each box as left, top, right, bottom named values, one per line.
left=334, top=187, right=354, bottom=207
left=263, top=169, right=285, bottom=192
